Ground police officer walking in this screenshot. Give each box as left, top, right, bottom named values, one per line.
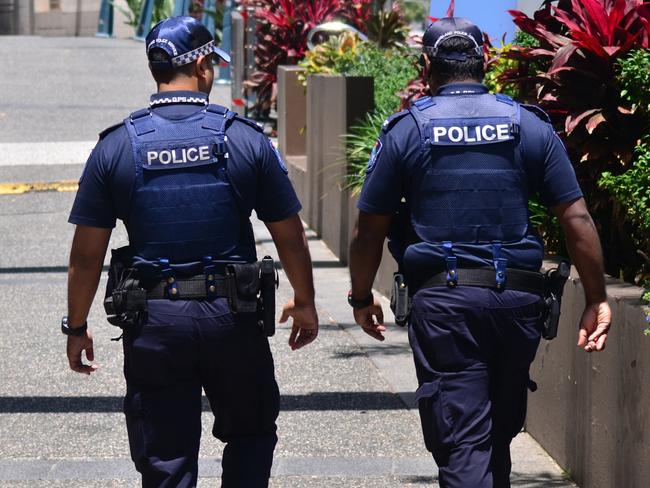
left=63, top=16, right=318, bottom=488
left=348, top=17, right=611, bottom=488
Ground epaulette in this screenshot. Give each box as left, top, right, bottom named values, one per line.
left=381, top=110, right=410, bottom=133
left=98, top=122, right=123, bottom=140
left=520, top=104, right=552, bottom=124
left=495, top=93, right=515, bottom=105
left=233, top=113, right=264, bottom=132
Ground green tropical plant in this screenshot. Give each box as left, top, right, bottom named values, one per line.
left=110, top=0, right=173, bottom=30
left=345, top=109, right=392, bottom=193
left=111, top=0, right=142, bottom=27
left=297, top=32, right=363, bottom=85
left=345, top=44, right=418, bottom=113
left=366, top=4, right=410, bottom=48
left=618, top=48, right=650, bottom=114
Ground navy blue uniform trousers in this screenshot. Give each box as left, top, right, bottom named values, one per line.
left=122, top=298, right=280, bottom=488
left=408, top=286, right=545, bottom=488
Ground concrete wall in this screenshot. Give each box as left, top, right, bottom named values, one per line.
left=527, top=269, right=649, bottom=488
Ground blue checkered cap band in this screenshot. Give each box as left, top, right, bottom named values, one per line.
left=172, top=40, right=215, bottom=67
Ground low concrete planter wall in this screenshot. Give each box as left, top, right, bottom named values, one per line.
left=526, top=270, right=648, bottom=488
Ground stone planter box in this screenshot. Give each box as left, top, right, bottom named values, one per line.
left=306, top=74, right=373, bottom=258
left=277, top=66, right=309, bottom=222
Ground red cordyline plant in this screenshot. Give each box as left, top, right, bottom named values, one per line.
left=503, top=0, right=650, bottom=167
left=241, top=0, right=372, bottom=118
left=501, top=0, right=650, bottom=278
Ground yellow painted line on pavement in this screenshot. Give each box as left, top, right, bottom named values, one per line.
left=0, top=180, right=78, bottom=195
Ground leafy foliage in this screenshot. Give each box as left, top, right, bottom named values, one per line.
left=111, top=0, right=173, bottom=29
left=398, top=0, right=428, bottom=26
left=365, top=4, right=410, bottom=48
left=499, top=0, right=650, bottom=282
left=242, top=0, right=373, bottom=118
left=504, top=0, right=650, bottom=169
left=599, top=142, right=650, bottom=279
left=345, top=44, right=418, bottom=113
left=345, top=109, right=392, bottom=193
left=297, top=32, right=364, bottom=85
left=618, top=48, right=650, bottom=114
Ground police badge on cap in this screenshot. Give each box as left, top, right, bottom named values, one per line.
left=422, top=17, right=484, bottom=62
left=145, top=16, right=231, bottom=69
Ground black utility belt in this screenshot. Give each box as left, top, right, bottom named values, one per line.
left=422, top=267, right=545, bottom=295
left=148, top=275, right=231, bottom=300
left=104, top=256, right=278, bottom=336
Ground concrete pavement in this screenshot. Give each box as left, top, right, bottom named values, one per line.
left=0, top=36, right=576, bottom=486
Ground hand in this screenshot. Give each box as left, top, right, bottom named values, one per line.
left=577, top=301, right=611, bottom=353
left=67, top=330, right=99, bottom=375
left=353, top=297, right=386, bottom=341
left=280, top=299, right=319, bottom=350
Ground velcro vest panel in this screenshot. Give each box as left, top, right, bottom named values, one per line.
left=408, top=93, right=529, bottom=244
left=124, top=104, right=242, bottom=263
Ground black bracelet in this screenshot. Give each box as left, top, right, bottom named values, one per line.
left=61, top=316, right=88, bottom=337
left=347, top=290, right=374, bottom=309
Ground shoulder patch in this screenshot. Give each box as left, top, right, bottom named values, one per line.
left=234, top=114, right=264, bottom=133
left=520, top=104, right=552, bottom=124
left=269, top=140, right=288, bottom=174
left=98, top=122, right=123, bottom=140
left=366, top=138, right=383, bottom=173
left=381, top=110, right=409, bottom=133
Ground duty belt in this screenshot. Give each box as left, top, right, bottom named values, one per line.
left=148, top=275, right=230, bottom=299
left=422, top=267, right=545, bottom=295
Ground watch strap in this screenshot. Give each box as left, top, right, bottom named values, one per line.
left=61, top=317, right=88, bottom=336
left=347, top=290, right=374, bottom=309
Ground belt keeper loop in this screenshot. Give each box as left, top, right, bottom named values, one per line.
left=203, top=256, right=217, bottom=298
left=443, top=241, right=458, bottom=288
left=159, top=258, right=179, bottom=299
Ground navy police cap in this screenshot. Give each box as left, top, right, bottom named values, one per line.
left=146, top=16, right=231, bottom=68
left=422, top=17, right=483, bottom=61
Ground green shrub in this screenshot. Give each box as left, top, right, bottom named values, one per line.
left=345, top=108, right=393, bottom=194
left=599, top=141, right=650, bottom=257
left=297, top=33, right=363, bottom=85
left=345, top=44, right=418, bottom=113
left=618, top=49, right=650, bottom=114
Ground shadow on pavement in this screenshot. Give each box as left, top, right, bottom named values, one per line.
left=0, top=392, right=413, bottom=413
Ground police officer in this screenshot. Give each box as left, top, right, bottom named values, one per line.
left=63, top=16, right=318, bottom=488
left=348, top=17, right=611, bottom=488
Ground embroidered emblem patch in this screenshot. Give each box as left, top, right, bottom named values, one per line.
left=366, top=138, right=383, bottom=173
left=270, top=140, right=288, bottom=174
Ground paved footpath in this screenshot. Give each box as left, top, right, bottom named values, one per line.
left=0, top=36, right=576, bottom=487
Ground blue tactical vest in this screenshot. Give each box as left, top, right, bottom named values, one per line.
left=407, top=93, right=530, bottom=285
left=123, top=104, right=242, bottom=264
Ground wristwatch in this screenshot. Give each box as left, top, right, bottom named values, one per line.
left=61, top=316, right=88, bottom=336
left=347, top=290, right=374, bottom=309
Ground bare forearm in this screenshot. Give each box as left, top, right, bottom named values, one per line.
left=67, top=226, right=111, bottom=325
left=554, top=199, right=606, bottom=304
left=563, top=214, right=606, bottom=303
left=267, top=216, right=315, bottom=304
left=349, top=234, right=383, bottom=299
left=349, top=212, right=392, bottom=299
